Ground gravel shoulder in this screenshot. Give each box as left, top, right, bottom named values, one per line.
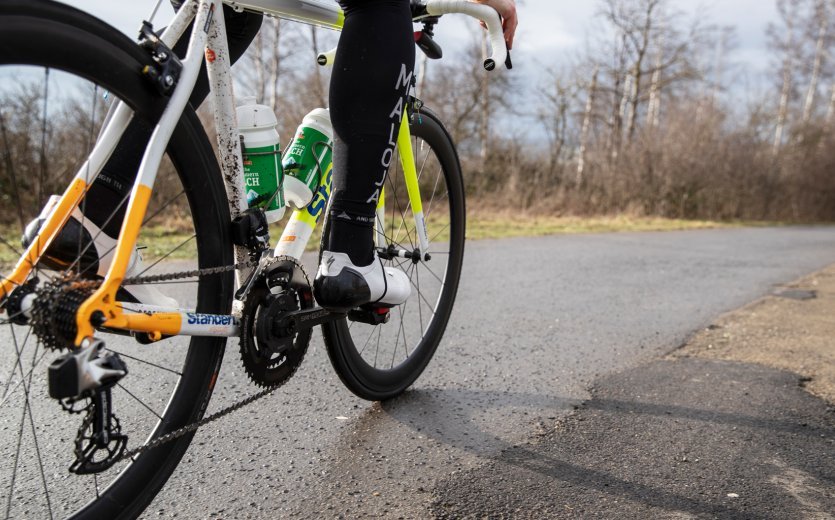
left=430, top=263, right=835, bottom=519
left=672, top=263, right=835, bottom=403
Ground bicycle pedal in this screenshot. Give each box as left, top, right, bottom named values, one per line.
left=348, top=305, right=390, bottom=326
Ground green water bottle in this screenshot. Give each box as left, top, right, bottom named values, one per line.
left=237, top=96, right=285, bottom=223
left=282, top=108, right=334, bottom=209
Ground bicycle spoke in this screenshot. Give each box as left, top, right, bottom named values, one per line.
left=108, top=349, right=182, bottom=377
left=407, top=272, right=439, bottom=316
left=5, top=326, right=52, bottom=519
left=418, top=259, right=445, bottom=286
left=387, top=165, right=415, bottom=247
left=133, top=234, right=196, bottom=278
left=0, top=352, right=47, bottom=412
left=373, top=326, right=382, bottom=368
left=5, top=389, right=27, bottom=520
left=357, top=323, right=378, bottom=357
left=77, top=83, right=100, bottom=277
left=429, top=222, right=450, bottom=244
left=23, top=344, right=54, bottom=520
left=38, top=68, right=50, bottom=218
left=423, top=167, right=444, bottom=222
left=75, top=185, right=188, bottom=279
left=1, top=325, right=33, bottom=400
left=0, top=112, right=26, bottom=231
left=415, top=264, right=424, bottom=334
left=70, top=192, right=130, bottom=277
left=0, top=235, right=24, bottom=264
left=116, top=382, right=163, bottom=420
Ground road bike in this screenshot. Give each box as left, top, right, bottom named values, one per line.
left=0, top=0, right=509, bottom=517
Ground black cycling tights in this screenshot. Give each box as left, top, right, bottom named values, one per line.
left=327, top=0, right=415, bottom=266
left=83, top=0, right=414, bottom=268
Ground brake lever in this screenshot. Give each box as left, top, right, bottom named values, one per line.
left=415, top=29, right=443, bottom=59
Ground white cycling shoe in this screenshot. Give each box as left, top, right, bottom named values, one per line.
left=22, top=195, right=179, bottom=309
left=313, top=250, right=411, bottom=312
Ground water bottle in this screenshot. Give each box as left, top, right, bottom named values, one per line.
left=237, top=96, right=285, bottom=223
left=282, top=108, right=334, bottom=209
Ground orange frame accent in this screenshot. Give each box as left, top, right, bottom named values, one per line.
left=75, top=185, right=154, bottom=343
left=1, top=178, right=87, bottom=300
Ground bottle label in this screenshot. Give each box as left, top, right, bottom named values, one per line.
left=283, top=126, right=333, bottom=193
left=242, top=144, right=283, bottom=211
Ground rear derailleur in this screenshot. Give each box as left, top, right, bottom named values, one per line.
left=48, top=339, right=129, bottom=474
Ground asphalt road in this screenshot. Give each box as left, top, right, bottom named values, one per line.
left=151, top=226, right=835, bottom=519
left=3, top=226, right=835, bottom=518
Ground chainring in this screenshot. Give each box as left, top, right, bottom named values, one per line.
left=239, top=256, right=313, bottom=388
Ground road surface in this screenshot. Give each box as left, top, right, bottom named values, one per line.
left=3, top=226, right=835, bottom=518
left=152, top=226, right=835, bottom=518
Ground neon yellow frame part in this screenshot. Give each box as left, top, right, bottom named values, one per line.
left=397, top=114, right=423, bottom=215
left=396, top=113, right=431, bottom=253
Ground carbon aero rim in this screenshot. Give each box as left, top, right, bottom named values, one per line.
left=322, top=108, right=465, bottom=401
left=0, top=2, right=233, bottom=518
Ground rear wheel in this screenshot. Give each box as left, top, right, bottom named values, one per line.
left=322, top=107, right=466, bottom=401
left=0, top=2, right=233, bottom=518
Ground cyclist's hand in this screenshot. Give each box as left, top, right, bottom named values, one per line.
left=473, top=0, right=517, bottom=49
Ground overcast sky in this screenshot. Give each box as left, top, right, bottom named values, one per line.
left=61, top=0, right=779, bottom=77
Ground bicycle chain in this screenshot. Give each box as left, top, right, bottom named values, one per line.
left=113, top=385, right=278, bottom=464
left=122, top=260, right=254, bottom=286
left=67, top=258, right=294, bottom=468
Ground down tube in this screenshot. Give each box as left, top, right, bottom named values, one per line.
left=397, top=114, right=430, bottom=255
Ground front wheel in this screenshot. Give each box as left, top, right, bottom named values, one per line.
left=322, top=108, right=466, bottom=401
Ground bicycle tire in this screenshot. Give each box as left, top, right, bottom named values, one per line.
left=321, top=107, right=465, bottom=401
left=0, top=1, right=233, bottom=518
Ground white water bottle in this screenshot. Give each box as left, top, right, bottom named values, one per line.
left=236, top=96, right=285, bottom=223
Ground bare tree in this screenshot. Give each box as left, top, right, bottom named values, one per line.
left=802, top=0, right=830, bottom=122
left=769, top=0, right=803, bottom=153
left=577, top=66, right=599, bottom=185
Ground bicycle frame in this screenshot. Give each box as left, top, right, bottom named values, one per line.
left=0, top=0, right=431, bottom=346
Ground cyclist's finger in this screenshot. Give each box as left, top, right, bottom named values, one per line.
left=473, top=0, right=517, bottom=50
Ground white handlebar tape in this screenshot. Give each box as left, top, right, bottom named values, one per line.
left=317, top=1, right=508, bottom=72
left=425, top=0, right=507, bottom=71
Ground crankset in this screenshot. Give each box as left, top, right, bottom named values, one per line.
left=239, top=256, right=316, bottom=388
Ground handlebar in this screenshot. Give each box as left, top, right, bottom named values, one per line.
left=423, top=0, right=508, bottom=71
left=317, top=0, right=510, bottom=72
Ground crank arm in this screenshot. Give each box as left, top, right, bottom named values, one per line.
left=272, top=307, right=346, bottom=336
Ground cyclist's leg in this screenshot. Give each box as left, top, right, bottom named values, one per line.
left=315, top=0, right=416, bottom=311
left=79, top=5, right=263, bottom=238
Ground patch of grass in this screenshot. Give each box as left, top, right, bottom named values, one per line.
left=463, top=213, right=761, bottom=240
left=137, top=226, right=198, bottom=261
left=0, top=214, right=796, bottom=267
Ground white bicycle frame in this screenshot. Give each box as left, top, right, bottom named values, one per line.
left=1, top=0, right=507, bottom=345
